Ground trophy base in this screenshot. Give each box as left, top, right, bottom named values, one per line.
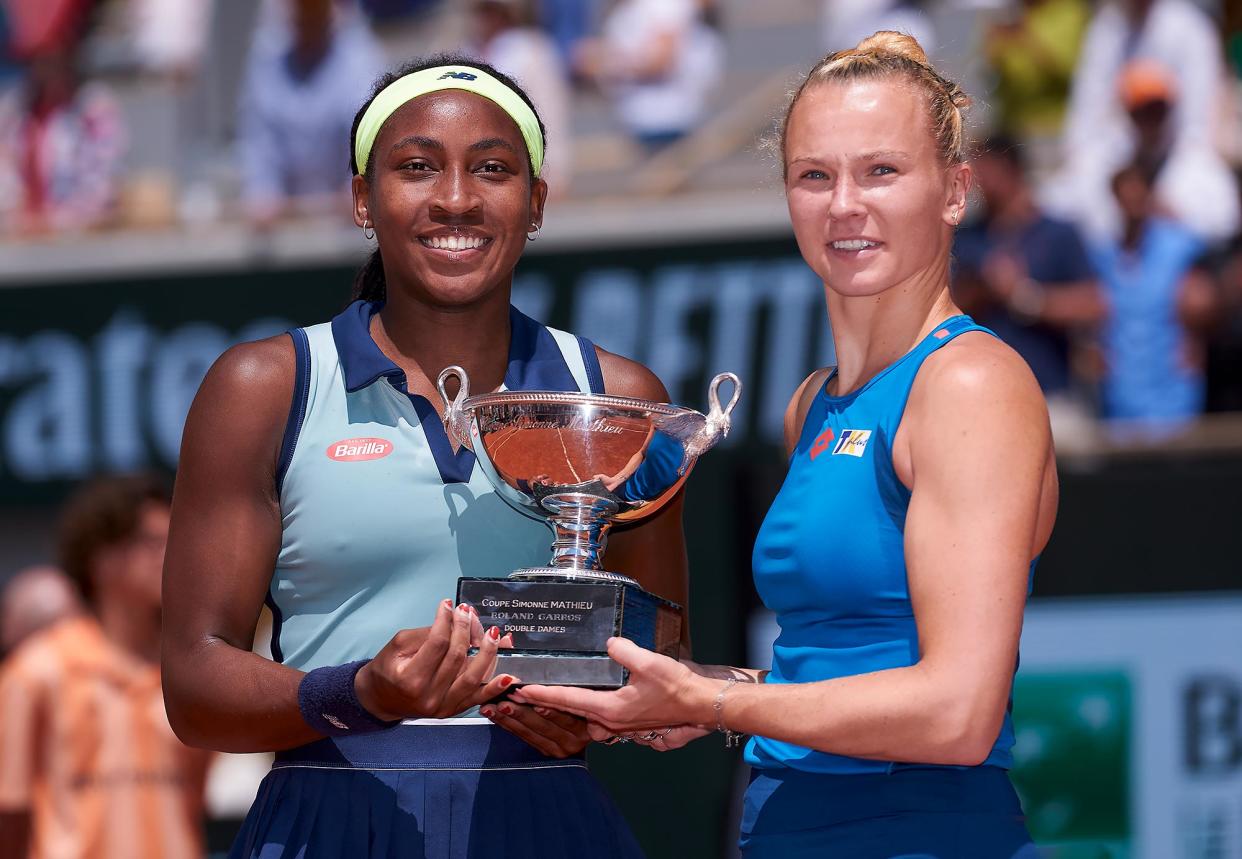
left=456, top=575, right=682, bottom=689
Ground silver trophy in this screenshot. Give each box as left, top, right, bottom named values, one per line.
left=438, top=366, right=741, bottom=687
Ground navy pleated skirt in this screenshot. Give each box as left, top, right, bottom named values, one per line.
left=739, top=764, right=1039, bottom=858
left=229, top=722, right=645, bottom=859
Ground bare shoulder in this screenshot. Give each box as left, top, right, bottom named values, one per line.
left=914, top=331, right=1045, bottom=414
left=594, top=346, right=671, bottom=402
left=195, top=335, right=295, bottom=417
left=206, top=335, right=295, bottom=393
left=904, top=331, right=1051, bottom=466
left=181, top=334, right=296, bottom=470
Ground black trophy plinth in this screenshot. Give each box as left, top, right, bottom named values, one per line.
left=457, top=576, right=682, bottom=688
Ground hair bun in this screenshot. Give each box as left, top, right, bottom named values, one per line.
left=854, top=30, right=929, bottom=66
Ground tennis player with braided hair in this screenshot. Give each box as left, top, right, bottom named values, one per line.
left=162, top=54, right=683, bottom=858
left=515, top=32, right=1054, bottom=857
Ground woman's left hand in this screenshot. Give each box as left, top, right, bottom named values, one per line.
left=511, top=637, right=712, bottom=733
left=481, top=701, right=591, bottom=758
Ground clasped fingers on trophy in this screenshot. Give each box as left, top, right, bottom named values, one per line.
left=481, top=700, right=591, bottom=758
left=356, top=599, right=517, bottom=721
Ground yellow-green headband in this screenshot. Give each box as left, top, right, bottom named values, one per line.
left=354, top=65, right=544, bottom=178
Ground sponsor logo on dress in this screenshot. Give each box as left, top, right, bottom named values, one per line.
left=810, top=427, right=835, bottom=460
left=831, top=429, right=871, bottom=457
left=327, top=437, right=393, bottom=462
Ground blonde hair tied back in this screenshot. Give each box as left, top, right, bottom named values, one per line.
left=776, top=30, right=971, bottom=171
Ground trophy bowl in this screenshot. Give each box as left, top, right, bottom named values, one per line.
left=438, top=367, right=741, bottom=687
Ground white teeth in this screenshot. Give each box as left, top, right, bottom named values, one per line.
left=422, top=235, right=487, bottom=251
left=831, top=239, right=878, bottom=251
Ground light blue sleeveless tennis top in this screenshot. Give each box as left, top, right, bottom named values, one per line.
left=269, top=299, right=605, bottom=671
left=747, top=315, right=1033, bottom=774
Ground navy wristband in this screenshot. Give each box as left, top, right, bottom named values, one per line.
left=297, top=659, right=399, bottom=736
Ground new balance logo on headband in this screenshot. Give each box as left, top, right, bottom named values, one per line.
left=438, top=71, right=478, bottom=81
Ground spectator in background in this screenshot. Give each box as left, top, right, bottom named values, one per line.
left=0, top=44, right=125, bottom=234
left=984, top=0, right=1090, bottom=140
left=1091, top=163, right=1219, bottom=438
left=127, top=0, right=213, bottom=79
left=0, top=566, right=81, bottom=657
left=1064, top=0, right=1222, bottom=151
left=953, top=135, right=1104, bottom=430
left=822, top=0, right=934, bottom=56
left=468, top=0, right=570, bottom=195
left=538, top=0, right=599, bottom=74
left=237, top=0, right=384, bottom=225
left=1051, top=57, right=1239, bottom=245
left=575, top=0, right=722, bottom=149
left=1048, top=0, right=1233, bottom=239
left=0, top=474, right=209, bottom=859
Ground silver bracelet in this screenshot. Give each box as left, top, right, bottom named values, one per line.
left=713, top=678, right=742, bottom=748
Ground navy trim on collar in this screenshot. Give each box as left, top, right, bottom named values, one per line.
left=505, top=305, right=581, bottom=392
left=332, top=300, right=405, bottom=393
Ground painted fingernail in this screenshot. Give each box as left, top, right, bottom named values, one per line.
left=480, top=707, right=495, bottom=718
left=488, top=626, right=501, bottom=641
left=499, top=704, right=514, bottom=716
left=499, top=675, right=515, bottom=688
left=441, top=599, right=453, bottom=611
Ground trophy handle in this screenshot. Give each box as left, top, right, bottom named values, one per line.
left=676, top=372, right=742, bottom=475
left=437, top=365, right=474, bottom=451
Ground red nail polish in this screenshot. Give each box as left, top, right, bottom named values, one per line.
left=499, top=675, right=514, bottom=688
left=488, top=626, right=500, bottom=640
left=480, top=707, right=494, bottom=718
left=499, top=704, right=514, bottom=716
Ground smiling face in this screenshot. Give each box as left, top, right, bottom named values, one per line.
left=353, top=89, right=547, bottom=308
left=783, top=79, right=969, bottom=299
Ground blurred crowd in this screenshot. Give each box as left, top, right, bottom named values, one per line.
left=0, top=0, right=723, bottom=228
left=0, top=473, right=272, bottom=858
left=0, top=0, right=1240, bottom=441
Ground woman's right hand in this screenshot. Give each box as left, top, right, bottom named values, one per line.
left=354, top=599, right=515, bottom=721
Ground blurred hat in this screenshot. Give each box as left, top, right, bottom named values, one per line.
left=1118, top=59, right=1177, bottom=109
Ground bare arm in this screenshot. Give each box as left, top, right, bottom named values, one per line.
left=161, top=337, right=322, bottom=752
left=1178, top=267, right=1221, bottom=336
left=518, top=337, right=1056, bottom=766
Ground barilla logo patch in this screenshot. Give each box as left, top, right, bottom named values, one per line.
left=832, top=429, right=872, bottom=458
left=327, top=438, right=393, bottom=462
left=810, top=427, right=835, bottom=461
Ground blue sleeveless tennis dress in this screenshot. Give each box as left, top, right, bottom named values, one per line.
left=229, top=299, right=644, bottom=859
left=740, top=316, right=1037, bottom=858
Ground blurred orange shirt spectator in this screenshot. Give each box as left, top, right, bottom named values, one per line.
left=0, top=616, right=208, bottom=859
